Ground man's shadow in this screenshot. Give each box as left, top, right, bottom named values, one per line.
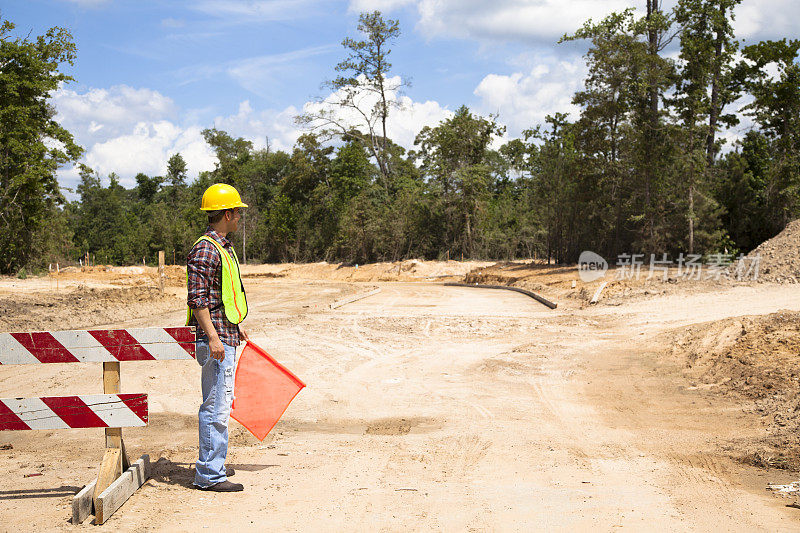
left=150, top=458, right=278, bottom=488
left=0, top=486, right=82, bottom=500
left=149, top=458, right=196, bottom=488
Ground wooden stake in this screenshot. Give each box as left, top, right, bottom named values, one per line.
left=158, top=250, right=165, bottom=292
left=93, top=361, right=130, bottom=507
left=93, top=449, right=122, bottom=507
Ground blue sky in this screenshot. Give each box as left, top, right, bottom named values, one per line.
left=3, top=0, right=798, bottom=191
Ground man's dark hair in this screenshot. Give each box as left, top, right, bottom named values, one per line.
left=208, top=209, right=229, bottom=224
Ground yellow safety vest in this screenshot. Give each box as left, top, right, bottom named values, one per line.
left=186, top=236, right=248, bottom=326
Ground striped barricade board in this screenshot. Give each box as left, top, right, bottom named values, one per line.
left=0, top=323, right=197, bottom=523
left=0, top=394, right=147, bottom=431
left=0, top=327, right=195, bottom=365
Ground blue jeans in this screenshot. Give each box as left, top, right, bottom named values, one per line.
left=194, top=339, right=237, bottom=488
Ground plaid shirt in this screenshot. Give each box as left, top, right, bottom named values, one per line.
left=187, top=228, right=241, bottom=347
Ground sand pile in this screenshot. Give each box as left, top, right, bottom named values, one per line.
left=664, top=311, right=800, bottom=468
left=0, top=286, right=182, bottom=332
left=745, top=219, right=800, bottom=283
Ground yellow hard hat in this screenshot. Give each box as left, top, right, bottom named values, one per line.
left=200, top=183, right=249, bottom=211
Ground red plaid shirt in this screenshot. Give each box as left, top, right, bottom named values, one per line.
left=187, top=228, right=241, bottom=346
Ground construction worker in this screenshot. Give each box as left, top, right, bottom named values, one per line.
left=187, top=183, right=249, bottom=492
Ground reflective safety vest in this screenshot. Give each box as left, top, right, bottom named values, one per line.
left=186, top=236, right=248, bottom=326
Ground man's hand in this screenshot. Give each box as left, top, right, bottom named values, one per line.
left=209, top=336, right=225, bottom=361
left=193, top=307, right=225, bottom=361
left=239, top=324, right=250, bottom=343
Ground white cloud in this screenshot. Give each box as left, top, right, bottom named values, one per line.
left=174, top=45, right=336, bottom=97
left=161, top=18, right=186, bottom=28
left=352, top=0, right=800, bottom=44
left=734, top=0, right=800, bottom=41
left=212, top=101, right=302, bottom=152
left=84, top=122, right=216, bottom=187
left=53, top=86, right=211, bottom=189
left=349, top=0, right=415, bottom=12
left=190, top=0, right=325, bottom=22
left=53, top=85, right=177, bottom=142
left=300, top=75, right=452, bottom=148
left=54, top=79, right=454, bottom=193
left=226, top=46, right=337, bottom=97
left=474, top=53, right=586, bottom=135
left=351, top=0, right=632, bottom=42
left=59, top=0, right=110, bottom=6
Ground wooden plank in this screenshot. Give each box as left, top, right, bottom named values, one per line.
left=103, top=361, right=131, bottom=469
left=96, top=455, right=150, bottom=525
left=121, top=437, right=130, bottom=470
left=104, top=361, right=121, bottom=393
left=158, top=250, right=165, bottom=292
left=330, top=287, right=382, bottom=309
left=0, top=394, right=148, bottom=431
left=0, top=327, right=196, bottom=365
left=444, top=282, right=558, bottom=309
left=1, top=327, right=195, bottom=349
left=93, top=448, right=122, bottom=506
left=72, top=480, right=96, bottom=524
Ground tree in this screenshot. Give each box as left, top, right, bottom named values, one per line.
left=297, top=11, right=404, bottom=189
left=202, top=128, right=253, bottom=185
left=563, top=10, right=640, bottom=256
left=164, top=152, right=188, bottom=207
left=166, top=153, right=188, bottom=187
left=0, top=18, right=82, bottom=273
left=671, top=0, right=740, bottom=252
left=736, top=39, right=800, bottom=230
left=135, top=172, right=162, bottom=203
left=414, top=106, right=505, bottom=257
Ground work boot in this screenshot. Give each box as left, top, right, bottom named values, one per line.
left=197, top=480, right=243, bottom=492
left=226, top=466, right=235, bottom=477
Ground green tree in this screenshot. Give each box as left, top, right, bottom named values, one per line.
left=737, top=39, right=800, bottom=231
left=670, top=0, right=740, bottom=252
left=164, top=152, right=188, bottom=207
left=414, top=106, right=505, bottom=257
left=0, top=18, right=82, bottom=273
left=563, top=10, right=640, bottom=256
left=166, top=153, right=188, bottom=187
left=135, top=172, right=162, bottom=203
left=202, top=128, right=253, bottom=185
left=716, top=131, right=771, bottom=251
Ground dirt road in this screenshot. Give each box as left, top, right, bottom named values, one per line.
left=1, top=279, right=799, bottom=531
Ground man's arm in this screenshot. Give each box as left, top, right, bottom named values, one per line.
left=187, top=241, right=225, bottom=361
left=194, top=308, right=225, bottom=361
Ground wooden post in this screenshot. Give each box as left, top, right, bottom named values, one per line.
left=93, top=361, right=130, bottom=508
left=158, top=251, right=165, bottom=292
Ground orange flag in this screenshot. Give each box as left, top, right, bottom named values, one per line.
left=230, top=341, right=305, bottom=441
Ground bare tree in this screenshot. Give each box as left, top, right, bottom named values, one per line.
left=296, top=11, right=407, bottom=189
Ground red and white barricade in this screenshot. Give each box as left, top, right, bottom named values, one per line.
left=0, top=326, right=196, bottom=524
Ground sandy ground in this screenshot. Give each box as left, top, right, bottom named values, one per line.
left=1, top=265, right=800, bottom=531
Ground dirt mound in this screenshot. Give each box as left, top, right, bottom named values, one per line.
left=462, top=261, right=724, bottom=308
left=745, top=219, right=800, bottom=283
left=0, top=285, right=183, bottom=332
left=663, top=311, right=800, bottom=468
left=241, top=260, right=493, bottom=282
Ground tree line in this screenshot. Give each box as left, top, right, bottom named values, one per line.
left=1, top=3, right=798, bottom=274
